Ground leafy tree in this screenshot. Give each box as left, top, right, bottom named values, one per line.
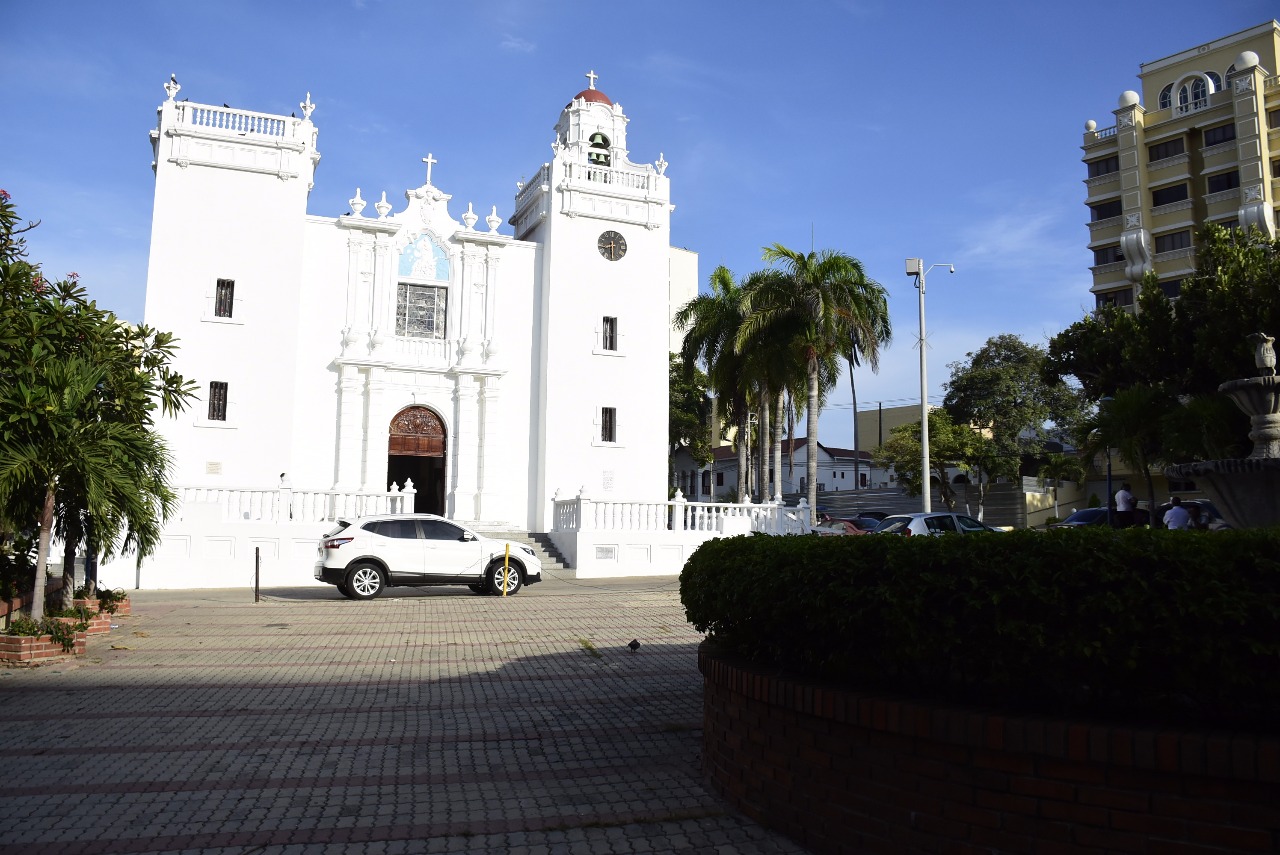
left=1045, top=225, right=1280, bottom=463
left=844, top=283, right=892, bottom=491
left=872, top=408, right=984, bottom=512
left=739, top=245, right=888, bottom=521
left=942, top=334, right=1086, bottom=517
left=1078, top=385, right=1179, bottom=518
left=0, top=191, right=195, bottom=618
left=944, top=334, right=1087, bottom=461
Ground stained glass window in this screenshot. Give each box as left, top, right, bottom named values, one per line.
left=396, top=283, right=447, bottom=339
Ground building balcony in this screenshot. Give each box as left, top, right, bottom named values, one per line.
left=1082, top=124, right=1117, bottom=151
left=1154, top=247, right=1195, bottom=275
left=1084, top=172, right=1120, bottom=197
left=1087, top=217, right=1122, bottom=241
left=1205, top=187, right=1242, bottom=210
left=1147, top=153, right=1190, bottom=179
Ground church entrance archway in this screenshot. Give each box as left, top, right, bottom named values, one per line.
left=387, top=406, right=447, bottom=515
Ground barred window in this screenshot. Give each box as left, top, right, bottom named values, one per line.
left=1203, top=123, right=1236, bottom=147
left=1086, top=155, right=1119, bottom=178
left=208, top=381, right=228, bottom=421
left=601, top=407, right=616, bottom=443
left=214, top=279, right=234, bottom=318
left=1152, top=183, right=1189, bottom=207
left=1154, top=230, right=1192, bottom=253
left=1148, top=137, right=1185, bottom=163
left=602, top=316, right=618, bottom=350
left=395, top=283, right=447, bottom=338
left=1206, top=171, right=1239, bottom=194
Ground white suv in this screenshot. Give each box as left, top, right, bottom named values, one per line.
left=314, top=514, right=542, bottom=598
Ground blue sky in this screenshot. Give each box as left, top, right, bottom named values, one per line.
left=3, top=1, right=1275, bottom=448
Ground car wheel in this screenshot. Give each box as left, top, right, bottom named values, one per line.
left=346, top=563, right=385, bottom=599
left=337, top=582, right=356, bottom=599
left=467, top=583, right=488, bottom=595
left=486, top=562, right=523, bottom=596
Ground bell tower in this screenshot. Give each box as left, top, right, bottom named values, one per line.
left=513, top=72, right=677, bottom=527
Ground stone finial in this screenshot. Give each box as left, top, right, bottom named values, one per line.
left=349, top=188, right=366, bottom=217
left=422, top=153, right=437, bottom=186
left=300, top=92, right=315, bottom=120
left=164, top=73, right=180, bottom=101
left=486, top=205, right=502, bottom=233
left=1249, top=333, right=1276, bottom=376
left=375, top=191, right=391, bottom=219
left=655, top=152, right=668, bottom=176
left=462, top=202, right=478, bottom=231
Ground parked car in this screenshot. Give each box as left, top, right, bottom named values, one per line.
left=314, top=514, right=542, bottom=599
left=1049, top=506, right=1162, bottom=527
left=1154, top=499, right=1232, bottom=530
left=1048, top=508, right=1112, bottom=529
left=872, top=512, right=1003, bottom=536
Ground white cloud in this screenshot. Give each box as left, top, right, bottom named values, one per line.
left=500, top=34, right=536, bottom=53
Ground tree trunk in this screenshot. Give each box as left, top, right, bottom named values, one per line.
left=773, top=391, right=785, bottom=503
left=31, top=485, right=55, bottom=622
left=736, top=410, right=749, bottom=500
left=758, top=391, right=770, bottom=503
left=807, top=365, right=819, bottom=524
left=60, top=534, right=77, bottom=612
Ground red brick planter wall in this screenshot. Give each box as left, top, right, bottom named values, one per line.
left=699, top=642, right=1280, bottom=855
left=0, top=632, right=86, bottom=663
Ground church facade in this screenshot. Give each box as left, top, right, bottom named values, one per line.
left=143, top=73, right=697, bottom=538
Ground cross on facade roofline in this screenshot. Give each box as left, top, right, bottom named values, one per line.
left=422, top=153, right=437, bottom=186
left=585, top=70, right=598, bottom=90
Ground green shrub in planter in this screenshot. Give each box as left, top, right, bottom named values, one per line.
left=681, top=528, right=1280, bottom=729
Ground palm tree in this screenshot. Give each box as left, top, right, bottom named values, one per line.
left=0, top=358, right=175, bottom=620
left=1037, top=452, right=1087, bottom=519
left=844, top=289, right=892, bottom=489
left=676, top=266, right=754, bottom=499
left=739, top=245, right=890, bottom=522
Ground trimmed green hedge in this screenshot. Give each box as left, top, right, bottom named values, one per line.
left=680, top=529, right=1280, bottom=729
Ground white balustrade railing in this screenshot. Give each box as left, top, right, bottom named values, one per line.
left=177, top=482, right=417, bottom=523
left=515, top=164, right=550, bottom=208
left=176, top=102, right=290, bottom=138
left=565, top=163, right=656, bottom=192
left=551, top=492, right=812, bottom=536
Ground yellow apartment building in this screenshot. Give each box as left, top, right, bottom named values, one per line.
left=1082, top=20, right=1280, bottom=309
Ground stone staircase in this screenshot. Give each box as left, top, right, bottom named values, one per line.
left=485, top=531, right=574, bottom=579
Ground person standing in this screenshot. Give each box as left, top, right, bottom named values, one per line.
left=1163, top=496, right=1191, bottom=530
left=1114, top=482, right=1135, bottom=528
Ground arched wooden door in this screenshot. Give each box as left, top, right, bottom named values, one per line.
left=387, top=407, right=446, bottom=514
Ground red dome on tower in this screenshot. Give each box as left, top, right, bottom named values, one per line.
left=567, top=87, right=613, bottom=108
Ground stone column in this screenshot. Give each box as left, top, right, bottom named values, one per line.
left=362, top=367, right=391, bottom=491
left=450, top=372, right=481, bottom=520
left=475, top=377, right=503, bottom=521
left=334, top=364, right=367, bottom=490
left=371, top=235, right=394, bottom=352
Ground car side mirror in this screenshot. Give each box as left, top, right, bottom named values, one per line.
left=460, top=532, right=475, bottom=542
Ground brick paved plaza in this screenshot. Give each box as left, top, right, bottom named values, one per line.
left=0, top=576, right=807, bottom=854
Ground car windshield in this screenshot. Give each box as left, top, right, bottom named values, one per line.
left=874, top=517, right=911, bottom=534
left=323, top=520, right=352, bottom=537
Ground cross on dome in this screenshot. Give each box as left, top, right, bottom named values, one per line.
left=422, top=153, right=437, bottom=186
left=585, top=70, right=598, bottom=90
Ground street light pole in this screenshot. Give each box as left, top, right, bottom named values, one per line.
left=905, top=258, right=954, bottom=513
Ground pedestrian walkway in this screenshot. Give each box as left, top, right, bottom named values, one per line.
left=0, top=576, right=808, bottom=854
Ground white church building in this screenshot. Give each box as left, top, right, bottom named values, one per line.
left=103, top=72, right=811, bottom=588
